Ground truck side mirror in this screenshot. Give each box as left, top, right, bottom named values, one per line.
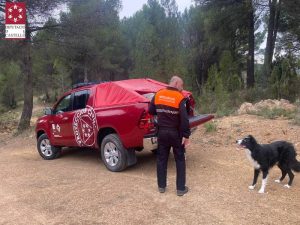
left=44, top=107, right=53, bottom=115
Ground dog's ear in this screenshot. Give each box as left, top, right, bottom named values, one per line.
left=248, top=135, right=256, bottom=143
left=246, top=135, right=253, bottom=139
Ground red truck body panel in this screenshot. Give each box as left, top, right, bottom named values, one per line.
left=36, top=79, right=213, bottom=150
left=94, top=103, right=148, bottom=148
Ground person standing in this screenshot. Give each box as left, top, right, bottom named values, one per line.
left=149, top=76, right=191, bottom=196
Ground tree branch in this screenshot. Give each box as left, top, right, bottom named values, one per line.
left=254, top=3, right=269, bottom=8
left=28, top=24, right=61, bottom=33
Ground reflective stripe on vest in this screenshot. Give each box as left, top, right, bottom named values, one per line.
left=154, top=89, right=184, bottom=109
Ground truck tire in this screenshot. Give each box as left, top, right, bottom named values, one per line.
left=101, top=134, right=127, bottom=172
left=37, top=134, right=61, bottom=160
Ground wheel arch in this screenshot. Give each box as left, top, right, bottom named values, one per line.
left=97, top=127, right=117, bottom=148
left=36, top=129, right=46, bottom=139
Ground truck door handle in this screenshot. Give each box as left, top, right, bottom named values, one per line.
left=62, top=117, right=68, bottom=121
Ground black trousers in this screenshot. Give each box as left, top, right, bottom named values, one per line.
left=157, top=128, right=186, bottom=191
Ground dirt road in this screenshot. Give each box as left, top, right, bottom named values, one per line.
left=1, top=114, right=300, bottom=225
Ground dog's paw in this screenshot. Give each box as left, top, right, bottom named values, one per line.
left=258, top=189, right=265, bottom=194
left=274, top=179, right=281, bottom=183
left=284, top=184, right=291, bottom=189
left=248, top=185, right=255, bottom=190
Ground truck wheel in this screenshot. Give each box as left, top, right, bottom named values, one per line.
left=37, top=134, right=61, bottom=160
left=101, top=134, right=127, bottom=172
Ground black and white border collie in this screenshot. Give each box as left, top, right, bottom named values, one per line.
left=236, top=135, right=300, bottom=193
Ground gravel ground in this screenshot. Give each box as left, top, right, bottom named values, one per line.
left=1, top=114, right=300, bottom=225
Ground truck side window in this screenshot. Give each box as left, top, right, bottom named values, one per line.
left=73, top=90, right=90, bottom=110
left=55, top=94, right=71, bottom=114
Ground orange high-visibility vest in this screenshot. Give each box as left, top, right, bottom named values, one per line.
left=154, top=88, right=185, bottom=129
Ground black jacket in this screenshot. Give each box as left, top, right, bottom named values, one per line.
left=149, top=87, right=191, bottom=139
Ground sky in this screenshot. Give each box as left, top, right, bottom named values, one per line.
left=120, top=0, right=194, bottom=18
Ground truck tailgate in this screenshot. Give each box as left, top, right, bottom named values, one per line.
left=189, top=114, right=214, bottom=128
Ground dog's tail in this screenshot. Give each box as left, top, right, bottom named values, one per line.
left=284, top=143, right=300, bottom=172
left=291, top=159, right=300, bottom=172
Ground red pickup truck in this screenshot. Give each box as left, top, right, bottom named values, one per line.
left=36, top=79, right=213, bottom=171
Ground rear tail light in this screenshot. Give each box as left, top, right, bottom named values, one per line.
left=139, top=111, right=155, bottom=131
left=188, top=96, right=196, bottom=116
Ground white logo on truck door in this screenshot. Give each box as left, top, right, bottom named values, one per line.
left=52, top=124, right=61, bottom=137
left=73, top=106, right=98, bottom=147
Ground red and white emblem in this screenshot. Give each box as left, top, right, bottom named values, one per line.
left=73, top=106, right=98, bottom=147
left=5, top=2, right=26, bottom=39
left=6, top=2, right=26, bottom=24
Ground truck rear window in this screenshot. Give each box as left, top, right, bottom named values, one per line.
left=142, top=93, right=155, bottom=100
left=73, top=90, right=90, bottom=110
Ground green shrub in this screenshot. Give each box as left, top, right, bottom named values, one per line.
left=269, top=57, right=300, bottom=102
left=0, top=105, right=7, bottom=114
left=198, top=64, right=232, bottom=116
left=241, top=86, right=272, bottom=103
left=0, top=62, right=21, bottom=109
left=248, top=107, right=296, bottom=120
left=192, top=55, right=300, bottom=118
left=292, top=100, right=300, bottom=126
left=204, top=121, right=217, bottom=133
left=197, top=52, right=243, bottom=117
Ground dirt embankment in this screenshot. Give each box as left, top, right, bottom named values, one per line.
left=238, top=99, right=297, bottom=115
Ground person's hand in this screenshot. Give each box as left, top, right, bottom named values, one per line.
left=182, top=138, right=190, bottom=148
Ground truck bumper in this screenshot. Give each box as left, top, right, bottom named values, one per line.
left=142, top=124, right=200, bottom=151
left=143, top=115, right=210, bottom=150
left=143, top=137, right=158, bottom=151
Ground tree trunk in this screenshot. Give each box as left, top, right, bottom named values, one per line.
left=44, top=63, right=54, bottom=102
left=271, top=0, right=282, bottom=59
left=61, top=75, right=65, bottom=92
left=84, top=62, right=88, bottom=83
left=18, top=38, right=33, bottom=131
left=44, top=86, right=50, bottom=103
left=263, top=0, right=276, bottom=84
left=195, top=75, right=201, bottom=94
left=247, top=0, right=255, bottom=88
left=10, top=90, right=16, bottom=108
left=263, top=0, right=281, bottom=85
